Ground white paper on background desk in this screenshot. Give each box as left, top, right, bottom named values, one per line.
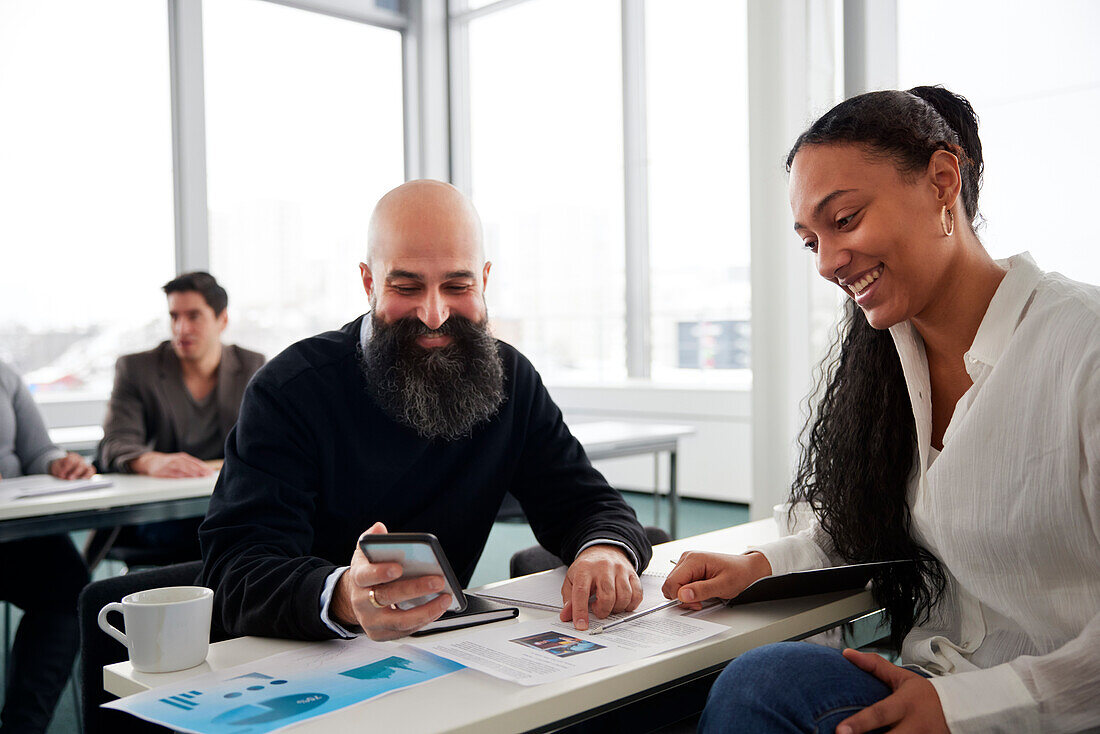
left=409, top=608, right=727, bottom=686
left=0, top=474, right=112, bottom=500
left=103, top=637, right=464, bottom=734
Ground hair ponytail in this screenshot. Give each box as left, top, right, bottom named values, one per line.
left=908, top=85, right=984, bottom=222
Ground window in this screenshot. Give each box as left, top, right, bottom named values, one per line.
left=646, top=0, right=751, bottom=383
left=204, top=0, right=406, bottom=359
left=462, top=0, right=627, bottom=382
left=898, top=0, right=1100, bottom=285
left=456, top=0, right=755, bottom=384
left=0, top=0, right=174, bottom=394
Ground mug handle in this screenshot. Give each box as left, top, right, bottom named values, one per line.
left=97, top=602, right=128, bottom=647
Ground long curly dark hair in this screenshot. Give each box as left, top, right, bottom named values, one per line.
left=787, top=86, right=984, bottom=649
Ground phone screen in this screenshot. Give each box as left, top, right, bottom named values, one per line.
left=360, top=537, right=465, bottom=612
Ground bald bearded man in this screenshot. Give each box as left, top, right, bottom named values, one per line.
left=199, top=180, right=651, bottom=641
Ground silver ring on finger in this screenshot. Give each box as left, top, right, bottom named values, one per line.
left=367, top=587, right=386, bottom=609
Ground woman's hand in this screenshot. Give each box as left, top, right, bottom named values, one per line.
left=49, top=452, right=95, bottom=480
left=836, top=649, right=949, bottom=734
left=661, top=551, right=772, bottom=609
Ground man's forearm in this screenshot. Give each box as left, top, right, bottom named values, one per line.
left=128, top=452, right=153, bottom=474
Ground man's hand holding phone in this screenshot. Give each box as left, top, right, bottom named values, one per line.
left=331, top=522, right=452, bottom=641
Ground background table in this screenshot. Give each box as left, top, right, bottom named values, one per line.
left=0, top=474, right=217, bottom=543
left=570, top=421, right=695, bottom=538
left=43, top=421, right=695, bottom=538
left=104, top=519, right=876, bottom=733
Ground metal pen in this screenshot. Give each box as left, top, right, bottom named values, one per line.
left=589, top=598, right=682, bottom=635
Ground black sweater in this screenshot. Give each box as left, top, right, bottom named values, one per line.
left=198, top=316, right=651, bottom=640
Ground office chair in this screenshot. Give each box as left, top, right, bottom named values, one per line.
left=494, top=491, right=527, bottom=523
left=509, top=526, right=671, bottom=578
left=84, top=452, right=203, bottom=573
left=84, top=525, right=201, bottom=573
left=77, top=560, right=225, bottom=734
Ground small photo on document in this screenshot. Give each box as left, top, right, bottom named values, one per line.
left=510, top=631, right=606, bottom=658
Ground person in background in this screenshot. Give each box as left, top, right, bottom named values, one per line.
left=97, top=272, right=263, bottom=556
left=666, top=87, right=1100, bottom=733
left=199, top=180, right=652, bottom=642
left=0, top=359, right=93, bottom=733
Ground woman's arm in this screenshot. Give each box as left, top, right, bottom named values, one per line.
left=661, top=515, right=846, bottom=604
left=8, top=366, right=65, bottom=475
left=921, top=610, right=1100, bottom=733
left=747, top=516, right=844, bottom=575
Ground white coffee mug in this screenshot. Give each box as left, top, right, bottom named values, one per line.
left=98, top=586, right=213, bottom=673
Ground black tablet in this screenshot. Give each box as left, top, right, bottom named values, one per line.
left=728, top=560, right=914, bottom=606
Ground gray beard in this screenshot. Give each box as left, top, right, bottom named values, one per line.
left=358, top=313, right=505, bottom=441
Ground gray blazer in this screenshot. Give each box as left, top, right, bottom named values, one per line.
left=98, top=342, right=265, bottom=472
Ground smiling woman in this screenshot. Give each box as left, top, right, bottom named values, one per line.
left=664, top=86, right=1100, bottom=734
left=781, top=89, right=1000, bottom=652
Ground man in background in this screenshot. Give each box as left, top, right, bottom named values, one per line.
left=97, top=272, right=263, bottom=556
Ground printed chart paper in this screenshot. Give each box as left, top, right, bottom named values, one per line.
left=410, top=609, right=727, bottom=686
left=104, top=638, right=464, bottom=733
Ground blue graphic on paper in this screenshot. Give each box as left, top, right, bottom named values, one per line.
left=211, top=693, right=329, bottom=726
left=339, top=656, right=421, bottom=680
left=106, top=644, right=464, bottom=734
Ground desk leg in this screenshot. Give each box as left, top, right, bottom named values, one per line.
left=669, top=449, right=679, bottom=539
left=652, top=453, right=661, bottom=528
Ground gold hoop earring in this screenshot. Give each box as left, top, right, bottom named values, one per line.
left=940, top=205, right=954, bottom=237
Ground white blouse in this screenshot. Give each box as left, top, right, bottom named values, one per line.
left=752, top=253, right=1100, bottom=733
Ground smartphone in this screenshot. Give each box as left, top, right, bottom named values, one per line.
left=357, top=533, right=467, bottom=613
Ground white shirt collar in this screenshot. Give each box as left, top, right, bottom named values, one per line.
left=886, top=251, right=1043, bottom=477
left=963, top=252, right=1042, bottom=372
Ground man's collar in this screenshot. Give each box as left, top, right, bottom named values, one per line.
left=964, top=252, right=1043, bottom=370
left=217, top=342, right=236, bottom=373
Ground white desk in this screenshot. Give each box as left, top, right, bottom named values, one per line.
left=0, top=474, right=217, bottom=543
left=104, top=520, right=875, bottom=733
left=570, top=421, right=695, bottom=538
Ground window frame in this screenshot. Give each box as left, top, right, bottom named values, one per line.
left=449, top=0, right=654, bottom=378
left=170, top=0, right=417, bottom=275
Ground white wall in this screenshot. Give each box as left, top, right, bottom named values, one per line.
left=35, top=393, right=107, bottom=430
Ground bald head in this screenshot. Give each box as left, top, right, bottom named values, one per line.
left=367, top=180, right=484, bottom=267
left=360, top=180, right=492, bottom=333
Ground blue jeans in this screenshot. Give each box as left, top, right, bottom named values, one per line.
left=699, top=641, right=895, bottom=733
